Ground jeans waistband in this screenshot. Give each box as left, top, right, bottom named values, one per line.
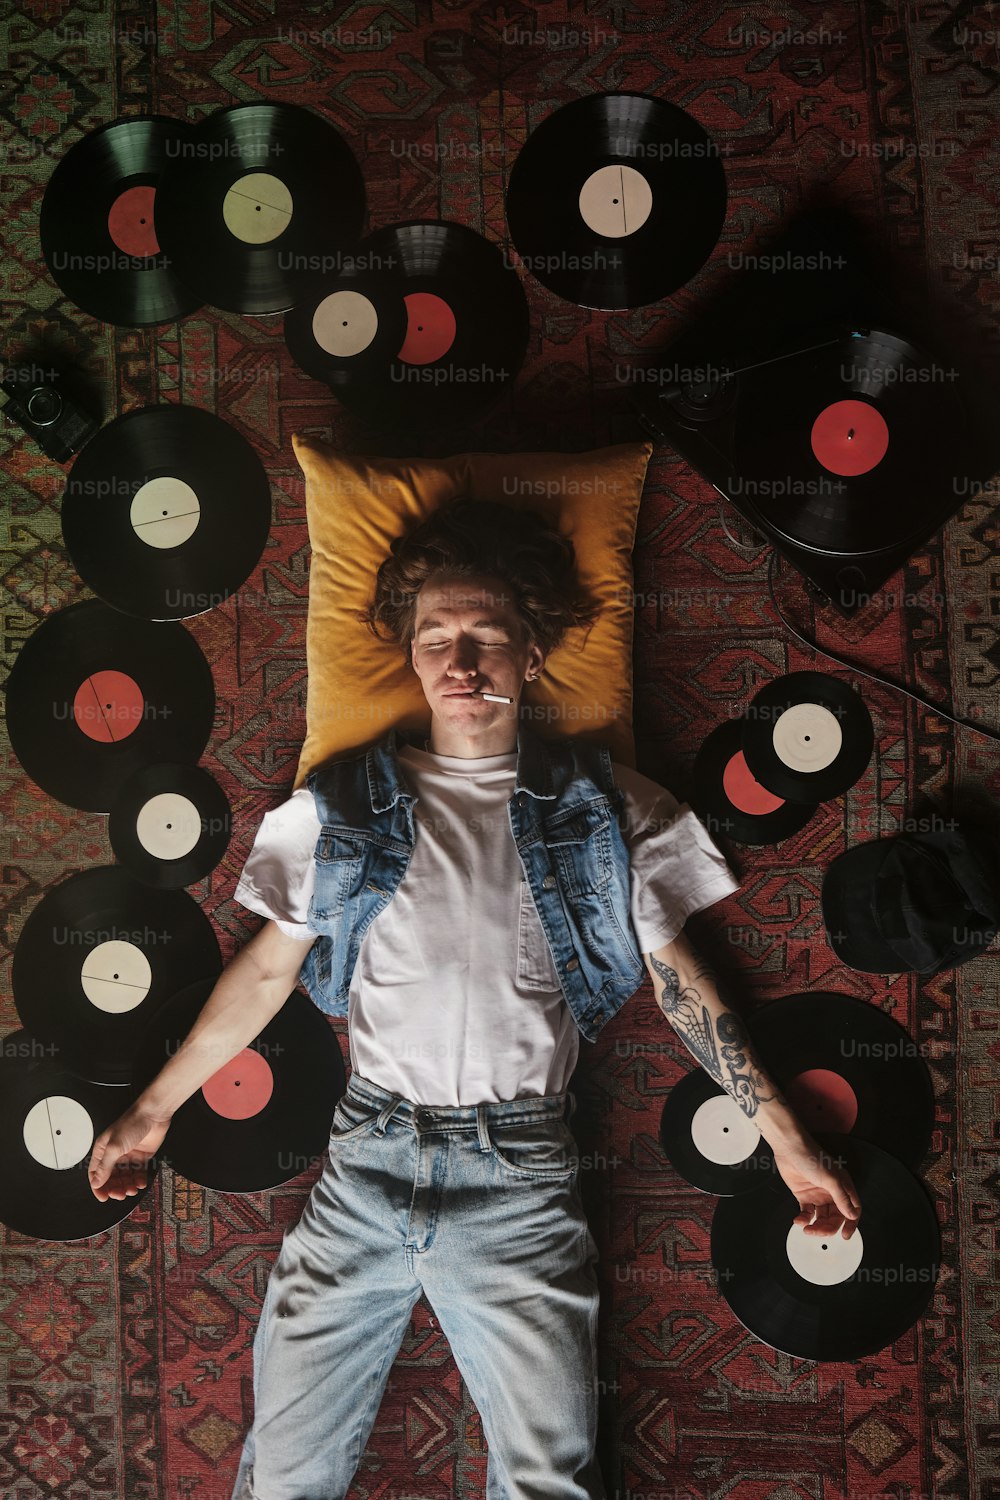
left=344, top=1072, right=577, bottom=1130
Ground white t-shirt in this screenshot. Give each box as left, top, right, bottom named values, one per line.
left=235, top=743, right=740, bottom=1106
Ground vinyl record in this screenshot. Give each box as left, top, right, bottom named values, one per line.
left=284, top=256, right=409, bottom=386
left=130, top=980, right=345, bottom=1191
left=746, top=991, right=934, bottom=1171
left=659, top=1068, right=777, bottom=1195
left=154, top=102, right=365, bottom=314
left=62, top=405, right=272, bottom=620
left=692, top=720, right=819, bottom=845
left=741, top=671, right=874, bottom=804
left=329, top=220, right=530, bottom=428
left=505, top=92, right=727, bottom=309
left=39, top=115, right=202, bottom=326
left=108, top=762, right=231, bottom=888
left=0, top=1029, right=158, bottom=1239
left=4, top=599, right=215, bottom=813
left=12, top=867, right=222, bottom=1085
left=732, top=327, right=970, bottom=555
left=711, top=1136, right=940, bottom=1360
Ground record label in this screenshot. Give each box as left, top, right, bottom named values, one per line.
left=108, top=185, right=159, bottom=257
left=578, top=164, right=653, bottom=236
left=811, top=399, right=889, bottom=476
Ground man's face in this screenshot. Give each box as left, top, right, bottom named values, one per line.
left=410, top=574, right=545, bottom=724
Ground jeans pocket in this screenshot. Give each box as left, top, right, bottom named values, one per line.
left=328, top=1092, right=382, bottom=1143
left=490, top=1117, right=578, bottom=1180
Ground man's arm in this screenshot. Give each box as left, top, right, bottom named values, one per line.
left=643, top=925, right=861, bottom=1238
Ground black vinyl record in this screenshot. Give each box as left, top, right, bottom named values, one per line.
left=284, top=257, right=409, bottom=386
left=505, top=92, right=727, bottom=309
left=11, top=867, right=222, bottom=1085
left=741, top=671, right=874, bottom=804
left=154, top=102, right=365, bottom=314
left=108, top=762, right=231, bottom=888
left=329, top=220, right=530, bottom=428
left=62, top=405, right=272, bottom=620
left=4, top=598, right=215, bottom=813
left=659, top=1068, right=777, bottom=1195
left=711, top=1136, right=940, bottom=1361
left=747, top=991, right=934, bottom=1171
left=130, top=980, right=345, bottom=1191
left=39, top=115, right=202, bottom=327
left=732, top=328, right=969, bottom=556
left=692, top=719, right=819, bottom=846
left=0, top=1029, right=158, bottom=1239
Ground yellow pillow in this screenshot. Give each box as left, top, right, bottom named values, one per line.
left=291, top=436, right=654, bottom=787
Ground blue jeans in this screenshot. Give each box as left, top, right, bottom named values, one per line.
left=229, top=1072, right=606, bottom=1500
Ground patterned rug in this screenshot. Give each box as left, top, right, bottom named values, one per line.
left=1, top=1, right=999, bottom=1497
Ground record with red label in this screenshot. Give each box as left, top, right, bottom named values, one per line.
left=108, top=762, right=231, bottom=888
left=692, top=719, right=819, bottom=845
left=659, top=1067, right=777, bottom=1195
left=4, top=599, right=215, bottom=812
left=12, top=867, right=222, bottom=1085
left=39, top=116, right=203, bottom=327
left=328, top=220, right=530, bottom=428
left=746, top=991, right=933, bottom=1171
left=284, top=253, right=409, bottom=386
left=0, top=1029, right=158, bottom=1240
left=505, top=92, right=727, bottom=309
left=62, top=405, right=271, bottom=621
left=711, top=1136, right=939, bottom=1360
left=153, top=102, right=365, bottom=314
left=731, top=328, right=967, bottom=555
left=740, top=671, right=874, bottom=804
left=130, top=980, right=345, bottom=1191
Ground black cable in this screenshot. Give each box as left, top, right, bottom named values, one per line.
left=764, top=548, right=1000, bottom=743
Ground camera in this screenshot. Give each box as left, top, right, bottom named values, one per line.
left=1, top=362, right=100, bottom=462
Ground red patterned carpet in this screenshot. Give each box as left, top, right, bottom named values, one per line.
left=1, top=3, right=999, bottom=1498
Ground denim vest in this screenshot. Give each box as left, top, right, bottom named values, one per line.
left=298, top=722, right=647, bottom=1043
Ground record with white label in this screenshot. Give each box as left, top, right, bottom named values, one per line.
left=153, top=102, right=365, bottom=314
left=39, top=115, right=202, bottom=326
left=62, top=405, right=271, bottom=621
left=108, top=763, right=231, bottom=888
left=4, top=599, right=215, bottom=812
left=0, top=1030, right=158, bottom=1239
left=505, top=92, right=727, bottom=308
left=711, top=1136, right=939, bottom=1361
left=284, top=257, right=408, bottom=386
left=740, top=671, right=874, bottom=804
left=11, top=866, right=222, bottom=1084
left=329, top=220, right=530, bottom=428
left=659, top=1068, right=777, bottom=1195
left=130, top=980, right=345, bottom=1191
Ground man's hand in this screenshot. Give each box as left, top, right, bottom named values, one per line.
left=769, top=1131, right=862, bottom=1239
left=88, top=1103, right=172, bottom=1201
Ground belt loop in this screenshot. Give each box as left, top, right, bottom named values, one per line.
left=375, top=1096, right=403, bottom=1134
left=565, top=1089, right=577, bottom=1122
left=476, top=1103, right=492, bottom=1152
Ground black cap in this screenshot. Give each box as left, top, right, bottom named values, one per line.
left=821, top=821, right=1000, bottom=975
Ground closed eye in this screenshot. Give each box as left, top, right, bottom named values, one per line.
left=425, top=641, right=506, bottom=648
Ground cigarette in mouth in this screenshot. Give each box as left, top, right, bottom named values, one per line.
left=475, top=691, right=515, bottom=703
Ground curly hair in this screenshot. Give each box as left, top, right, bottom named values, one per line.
left=354, top=498, right=602, bottom=663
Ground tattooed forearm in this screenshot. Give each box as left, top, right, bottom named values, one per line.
left=648, top=955, right=788, bottom=1121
